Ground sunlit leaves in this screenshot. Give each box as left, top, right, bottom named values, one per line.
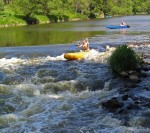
left=11, top=0, right=39, bottom=17
left=0, top=0, right=4, bottom=13
left=6, top=0, right=150, bottom=19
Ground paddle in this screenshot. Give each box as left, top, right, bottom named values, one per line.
left=70, top=45, right=76, bottom=51
left=69, top=44, right=80, bottom=51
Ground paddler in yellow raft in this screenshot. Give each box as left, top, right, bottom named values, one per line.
left=64, top=38, right=90, bottom=60
left=77, top=38, right=90, bottom=52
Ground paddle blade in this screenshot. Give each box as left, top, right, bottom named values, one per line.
left=69, top=45, right=79, bottom=51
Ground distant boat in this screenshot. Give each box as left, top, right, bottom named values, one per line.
left=106, top=25, right=130, bottom=29
left=105, top=16, right=112, bottom=18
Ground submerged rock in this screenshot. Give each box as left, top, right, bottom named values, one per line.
left=102, top=97, right=124, bottom=112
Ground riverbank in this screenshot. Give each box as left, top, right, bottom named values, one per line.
left=98, top=42, right=150, bottom=129
left=0, top=13, right=88, bottom=28
left=0, top=13, right=146, bottom=28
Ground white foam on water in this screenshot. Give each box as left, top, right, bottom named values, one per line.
left=0, top=114, right=19, bottom=127
left=99, top=126, right=150, bottom=133
left=0, top=82, right=150, bottom=132
left=0, top=50, right=110, bottom=73
left=0, top=47, right=149, bottom=132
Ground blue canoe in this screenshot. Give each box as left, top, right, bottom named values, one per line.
left=106, top=25, right=130, bottom=29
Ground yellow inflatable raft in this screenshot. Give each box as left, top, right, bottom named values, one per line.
left=64, top=51, right=89, bottom=60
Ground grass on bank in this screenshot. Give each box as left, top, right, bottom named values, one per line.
left=0, top=15, right=26, bottom=26
left=0, top=13, right=86, bottom=27
left=0, top=7, right=26, bottom=26
left=0, top=6, right=87, bottom=27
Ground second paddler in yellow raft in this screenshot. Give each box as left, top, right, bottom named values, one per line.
left=64, top=38, right=90, bottom=60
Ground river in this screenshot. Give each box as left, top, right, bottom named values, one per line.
left=0, top=15, right=150, bottom=133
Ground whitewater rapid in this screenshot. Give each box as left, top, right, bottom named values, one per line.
left=0, top=48, right=150, bottom=133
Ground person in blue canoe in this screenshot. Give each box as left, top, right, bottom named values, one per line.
left=120, top=20, right=127, bottom=26
left=77, top=38, right=90, bottom=51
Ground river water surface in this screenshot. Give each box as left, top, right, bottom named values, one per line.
left=0, top=15, right=150, bottom=133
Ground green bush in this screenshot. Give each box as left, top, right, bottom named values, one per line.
left=109, top=45, right=142, bottom=74
left=33, top=15, right=49, bottom=24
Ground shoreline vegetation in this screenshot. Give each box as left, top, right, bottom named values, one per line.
left=0, top=0, right=150, bottom=28
left=0, top=14, right=148, bottom=28
left=100, top=42, right=150, bottom=116
left=0, top=15, right=91, bottom=28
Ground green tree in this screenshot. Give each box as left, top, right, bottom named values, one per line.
left=89, top=0, right=103, bottom=17
left=102, top=0, right=114, bottom=16
left=132, top=0, right=141, bottom=14
left=3, top=0, right=13, bottom=4
left=1, top=0, right=150, bottom=26
left=146, top=2, right=150, bottom=14
left=110, top=0, right=132, bottom=15
left=37, top=0, right=51, bottom=15
left=11, top=0, right=39, bottom=17
left=0, top=0, right=4, bottom=14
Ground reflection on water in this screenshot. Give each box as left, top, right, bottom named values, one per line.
left=0, top=15, right=149, bottom=47
left=120, top=29, right=127, bottom=34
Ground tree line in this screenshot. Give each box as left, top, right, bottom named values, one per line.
left=0, top=0, right=150, bottom=24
